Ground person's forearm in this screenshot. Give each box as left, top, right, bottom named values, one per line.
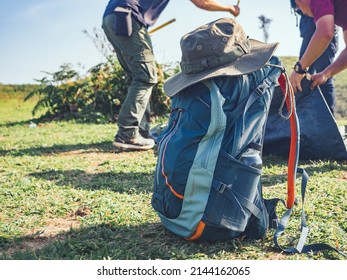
left=299, top=30, right=332, bottom=70
left=323, top=46, right=347, bottom=78
left=323, top=30, right=347, bottom=78
left=190, top=0, right=238, bottom=15
left=299, top=15, right=335, bottom=69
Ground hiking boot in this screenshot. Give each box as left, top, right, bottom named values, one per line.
left=140, top=130, right=157, bottom=143
left=112, top=133, right=155, bottom=151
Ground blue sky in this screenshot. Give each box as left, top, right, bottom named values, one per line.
left=0, top=0, right=344, bottom=84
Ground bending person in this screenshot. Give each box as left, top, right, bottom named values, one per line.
left=289, top=0, right=347, bottom=99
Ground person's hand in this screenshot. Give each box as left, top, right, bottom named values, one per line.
left=311, top=72, right=329, bottom=89
left=289, top=71, right=305, bottom=93
left=231, top=5, right=240, bottom=17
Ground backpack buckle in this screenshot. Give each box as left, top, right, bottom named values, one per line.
left=217, top=183, right=230, bottom=193
left=255, top=78, right=271, bottom=96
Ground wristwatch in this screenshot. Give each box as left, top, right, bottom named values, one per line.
left=293, top=61, right=308, bottom=74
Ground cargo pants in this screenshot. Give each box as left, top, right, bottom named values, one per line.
left=102, top=13, right=158, bottom=139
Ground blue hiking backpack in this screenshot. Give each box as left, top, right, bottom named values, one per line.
left=152, top=56, right=285, bottom=241
left=151, top=56, right=346, bottom=256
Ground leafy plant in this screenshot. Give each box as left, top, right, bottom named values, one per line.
left=24, top=64, right=84, bottom=118
left=24, top=58, right=171, bottom=123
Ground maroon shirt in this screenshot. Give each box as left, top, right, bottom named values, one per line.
left=311, top=0, right=347, bottom=30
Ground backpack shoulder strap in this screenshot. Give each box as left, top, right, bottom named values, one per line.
left=223, top=68, right=282, bottom=131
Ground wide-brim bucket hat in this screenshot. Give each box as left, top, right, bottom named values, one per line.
left=164, top=17, right=279, bottom=97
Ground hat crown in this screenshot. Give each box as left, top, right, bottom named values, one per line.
left=164, top=17, right=279, bottom=97
left=180, top=18, right=251, bottom=75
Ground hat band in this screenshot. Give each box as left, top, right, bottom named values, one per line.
left=180, top=42, right=250, bottom=75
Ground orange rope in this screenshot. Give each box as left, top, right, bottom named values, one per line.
left=278, top=74, right=297, bottom=209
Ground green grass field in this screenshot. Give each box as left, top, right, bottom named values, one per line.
left=0, top=64, right=346, bottom=260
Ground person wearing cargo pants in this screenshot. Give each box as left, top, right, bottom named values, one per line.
left=102, top=14, right=158, bottom=150
left=102, top=0, right=241, bottom=151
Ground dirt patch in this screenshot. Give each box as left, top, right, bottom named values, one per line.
left=32, top=217, right=81, bottom=238
left=1, top=208, right=90, bottom=256
left=339, top=171, right=347, bottom=181
left=2, top=236, right=55, bottom=256
left=58, top=149, right=149, bottom=159
left=47, top=149, right=154, bottom=174
left=30, top=207, right=92, bottom=237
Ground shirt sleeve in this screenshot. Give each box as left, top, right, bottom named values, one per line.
left=311, top=0, right=334, bottom=23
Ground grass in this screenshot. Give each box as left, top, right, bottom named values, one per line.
left=0, top=88, right=346, bottom=260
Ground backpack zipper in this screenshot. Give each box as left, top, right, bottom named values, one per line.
left=156, top=108, right=183, bottom=197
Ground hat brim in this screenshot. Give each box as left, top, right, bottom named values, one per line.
left=164, top=39, right=279, bottom=97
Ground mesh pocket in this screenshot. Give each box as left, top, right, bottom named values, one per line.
left=203, top=150, right=262, bottom=232
left=203, top=186, right=249, bottom=232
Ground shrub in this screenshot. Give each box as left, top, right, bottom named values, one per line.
left=24, top=59, right=171, bottom=123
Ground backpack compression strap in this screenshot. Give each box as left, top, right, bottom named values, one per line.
left=274, top=168, right=346, bottom=257
left=274, top=73, right=347, bottom=258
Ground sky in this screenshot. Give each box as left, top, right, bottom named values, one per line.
left=0, top=0, right=344, bottom=84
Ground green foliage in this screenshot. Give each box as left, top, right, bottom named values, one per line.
left=24, top=64, right=82, bottom=118
left=22, top=27, right=170, bottom=123
left=3, top=41, right=346, bottom=123
left=0, top=84, right=39, bottom=99
left=24, top=59, right=170, bottom=123
left=333, top=73, right=347, bottom=119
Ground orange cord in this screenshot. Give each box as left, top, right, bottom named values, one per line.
left=278, top=74, right=297, bottom=209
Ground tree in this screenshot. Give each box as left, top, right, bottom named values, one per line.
left=258, top=15, right=272, bottom=43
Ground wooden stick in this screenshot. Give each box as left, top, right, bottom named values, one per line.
left=149, top=18, right=176, bottom=35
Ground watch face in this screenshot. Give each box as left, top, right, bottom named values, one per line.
left=294, top=62, right=304, bottom=74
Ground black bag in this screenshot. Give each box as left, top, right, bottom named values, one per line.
left=114, top=7, right=132, bottom=37
left=264, top=77, right=347, bottom=160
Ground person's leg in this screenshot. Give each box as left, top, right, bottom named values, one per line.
left=139, top=101, right=152, bottom=138
left=102, top=14, right=157, bottom=148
